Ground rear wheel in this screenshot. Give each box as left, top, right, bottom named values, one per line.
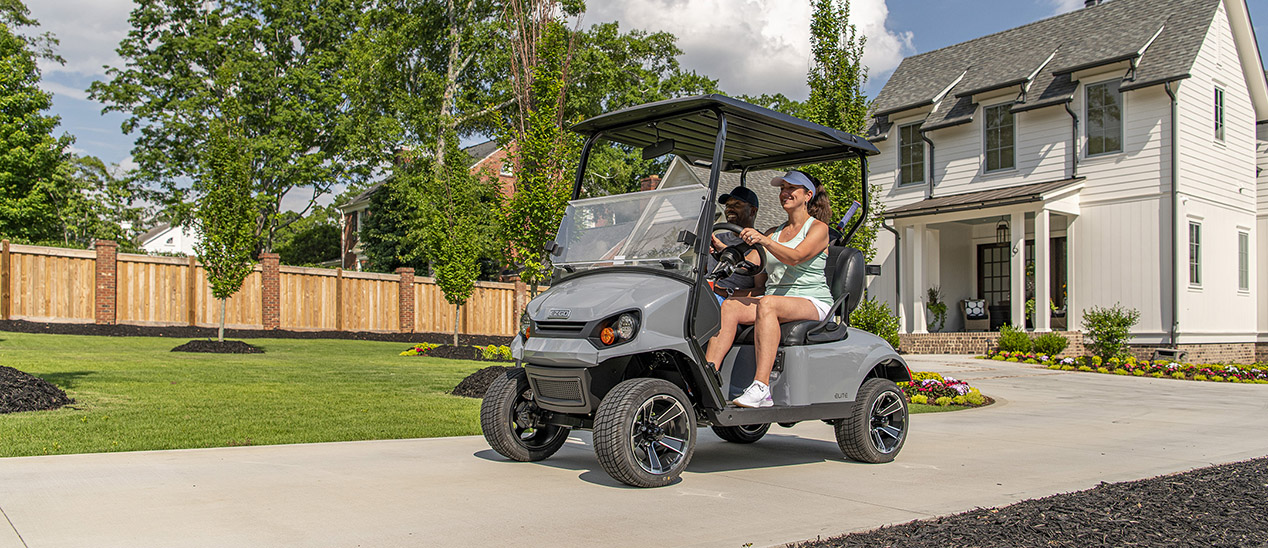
left=480, top=368, right=570, bottom=462
left=834, top=378, right=908, bottom=463
left=593, top=378, right=696, bottom=488
left=711, top=423, right=770, bottom=443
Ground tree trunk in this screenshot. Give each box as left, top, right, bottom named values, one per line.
left=452, top=303, right=460, bottom=347
left=436, top=0, right=463, bottom=168
left=218, top=298, right=226, bottom=343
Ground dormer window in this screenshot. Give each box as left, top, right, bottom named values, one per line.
left=898, top=123, right=924, bottom=186
left=1086, top=81, right=1122, bottom=155
left=983, top=104, right=1015, bottom=172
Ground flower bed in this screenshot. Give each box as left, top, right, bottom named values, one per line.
left=899, top=371, right=988, bottom=407
left=980, top=350, right=1268, bottom=384
left=400, top=343, right=513, bottom=362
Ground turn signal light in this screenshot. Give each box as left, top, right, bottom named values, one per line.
left=599, top=327, right=617, bottom=345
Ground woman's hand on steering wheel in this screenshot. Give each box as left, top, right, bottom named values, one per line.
left=711, top=222, right=765, bottom=276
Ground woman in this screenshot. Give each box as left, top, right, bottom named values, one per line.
left=704, top=170, right=834, bottom=408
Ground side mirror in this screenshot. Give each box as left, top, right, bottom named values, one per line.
left=544, top=241, right=562, bottom=256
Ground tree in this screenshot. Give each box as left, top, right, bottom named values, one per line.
left=498, top=0, right=582, bottom=294
left=89, top=0, right=369, bottom=253
left=358, top=176, right=429, bottom=274
left=43, top=156, right=151, bottom=250
left=800, top=0, right=882, bottom=259
left=0, top=7, right=72, bottom=243
left=194, top=119, right=259, bottom=343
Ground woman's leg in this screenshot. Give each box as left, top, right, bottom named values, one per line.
left=752, top=296, right=820, bottom=385
left=703, top=296, right=760, bottom=368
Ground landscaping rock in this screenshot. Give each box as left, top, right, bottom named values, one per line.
left=791, top=456, right=1268, bottom=548
left=171, top=340, right=264, bottom=354
left=0, top=366, right=74, bottom=414
left=452, top=366, right=512, bottom=398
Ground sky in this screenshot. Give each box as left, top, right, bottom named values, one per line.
left=23, top=0, right=1268, bottom=212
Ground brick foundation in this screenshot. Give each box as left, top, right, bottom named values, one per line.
left=260, top=253, right=280, bottom=330
left=94, top=240, right=117, bottom=325
left=901, top=330, right=1259, bottom=364
left=396, top=267, right=414, bottom=333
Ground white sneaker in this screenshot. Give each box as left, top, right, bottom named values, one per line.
left=732, top=380, right=773, bottom=408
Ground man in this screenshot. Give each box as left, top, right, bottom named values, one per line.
left=708, top=185, right=762, bottom=303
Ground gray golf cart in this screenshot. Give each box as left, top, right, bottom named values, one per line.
left=480, top=95, right=912, bottom=488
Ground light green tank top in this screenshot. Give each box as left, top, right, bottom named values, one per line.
left=763, top=219, right=833, bottom=308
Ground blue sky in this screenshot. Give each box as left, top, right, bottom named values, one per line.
left=27, top=0, right=1268, bottom=210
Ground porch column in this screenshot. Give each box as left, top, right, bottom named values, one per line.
left=1010, top=211, right=1025, bottom=329
left=909, top=223, right=928, bottom=334
left=1034, top=209, right=1052, bottom=332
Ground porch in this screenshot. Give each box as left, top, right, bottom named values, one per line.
left=886, top=178, right=1082, bottom=335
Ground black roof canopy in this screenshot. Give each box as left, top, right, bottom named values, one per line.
left=571, top=94, right=878, bottom=171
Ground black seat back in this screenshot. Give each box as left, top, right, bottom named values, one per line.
left=826, top=246, right=865, bottom=319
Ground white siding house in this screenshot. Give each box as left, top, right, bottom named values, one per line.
left=865, top=0, right=1268, bottom=360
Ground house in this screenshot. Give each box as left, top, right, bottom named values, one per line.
left=137, top=222, right=199, bottom=256
left=338, top=140, right=517, bottom=270
left=865, top=0, right=1267, bottom=361
left=657, top=156, right=788, bottom=232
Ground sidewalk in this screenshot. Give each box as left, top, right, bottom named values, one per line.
left=2, top=356, right=1266, bottom=548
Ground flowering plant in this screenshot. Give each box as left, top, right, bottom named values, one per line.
left=899, top=373, right=986, bottom=406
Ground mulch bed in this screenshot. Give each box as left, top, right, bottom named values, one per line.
left=0, top=319, right=511, bottom=346
left=171, top=340, right=264, bottom=354
left=423, top=345, right=483, bottom=361
left=451, top=366, right=512, bottom=398
left=0, top=366, right=74, bottom=414
left=790, top=456, right=1268, bottom=548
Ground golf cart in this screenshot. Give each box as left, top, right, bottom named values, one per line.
left=481, top=95, right=912, bottom=488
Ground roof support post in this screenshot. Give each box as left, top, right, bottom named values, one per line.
left=1010, top=211, right=1026, bottom=331
left=1034, top=209, right=1052, bottom=332
left=907, top=224, right=927, bottom=334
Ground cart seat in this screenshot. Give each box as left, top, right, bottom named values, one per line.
left=734, top=246, right=864, bottom=347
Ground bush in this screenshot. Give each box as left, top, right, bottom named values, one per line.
left=1082, top=303, right=1140, bottom=361
left=1032, top=332, right=1068, bottom=356
left=481, top=345, right=513, bottom=361
left=910, top=395, right=928, bottom=405
left=934, top=396, right=953, bottom=406
left=997, top=324, right=1032, bottom=352
left=853, top=298, right=901, bottom=349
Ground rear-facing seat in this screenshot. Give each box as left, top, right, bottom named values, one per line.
left=734, top=245, right=865, bottom=346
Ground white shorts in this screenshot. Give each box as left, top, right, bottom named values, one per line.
left=795, top=296, right=831, bottom=321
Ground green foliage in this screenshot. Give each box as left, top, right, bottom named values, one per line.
left=0, top=17, right=72, bottom=242
left=997, top=324, right=1032, bottom=352
left=480, top=345, right=512, bottom=361
left=359, top=178, right=428, bottom=274
left=194, top=119, right=258, bottom=341
left=925, top=286, right=946, bottom=332
left=1081, top=303, right=1140, bottom=361
left=851, top=298, right=900, bottom=349
left=89, top=0, right=370, bottom=252
left=43, top=155, right=150, bottom=250
left=272, top=205, right=341, bottom=266
left=1032, top=331, right=1069, bottom=356
left=797, top=0, right=882, bottom=259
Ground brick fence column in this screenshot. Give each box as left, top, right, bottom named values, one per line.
left=94, top=240, right=118, bottom=325
left=260, top=253, right=280, bottom=329
left=396, top=267, right=415, bottom=333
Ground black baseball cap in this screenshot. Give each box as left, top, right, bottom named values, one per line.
left=718, top=186, right=759, bottom=209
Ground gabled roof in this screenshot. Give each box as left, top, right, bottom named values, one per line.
left=870, top=0, right=1219, bottom=135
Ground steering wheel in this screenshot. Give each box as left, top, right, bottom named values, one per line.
left=711, top=222, right=766, bottom=276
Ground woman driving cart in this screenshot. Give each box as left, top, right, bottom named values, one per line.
left=704, top=170, right=834, bottom=408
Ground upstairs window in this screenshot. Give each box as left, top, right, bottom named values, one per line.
left=899, top=123, right=924, bottom=186
left=1086, top=81, right=1122, bottom=156
left=1214, top=87, right=1225, bottom=142
left=984, top=104, right=1015, bottom=172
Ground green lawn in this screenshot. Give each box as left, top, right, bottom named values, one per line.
left=0, top=332, right=485, bottom=458
left=1, top=331, right=973, bottom=458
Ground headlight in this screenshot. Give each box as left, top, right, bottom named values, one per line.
left=519, top=313, right=532, bottom=338
left=595, top=311, right=639, bottom=347
left=615, top=313, right=637, bottom=340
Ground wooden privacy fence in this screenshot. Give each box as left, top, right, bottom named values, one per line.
left=0, top=240, right=528, bottom=337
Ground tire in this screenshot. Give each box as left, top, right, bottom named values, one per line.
left=834, top=378, right=908, bottom=463
left=593, top=378, right=697, bottom=488
left=480, top=368, right=570, bottom=462
left=711, top=423, right=770, bottom=443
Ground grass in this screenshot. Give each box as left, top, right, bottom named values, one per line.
left=1, top=331, right=973, bottom=458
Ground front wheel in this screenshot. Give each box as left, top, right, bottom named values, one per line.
left=711, top=423, right=770, bottom=443
left=480, top=368, right=570, bottom=462
left=593, top=378, right=697, bottom=488
left=834, top=378, right=908, bottom=463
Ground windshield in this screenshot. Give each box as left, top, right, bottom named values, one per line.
left=551, top=185, right=707, bottom=277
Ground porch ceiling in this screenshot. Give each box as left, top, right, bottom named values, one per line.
left=885, top=177, right=1083, bottom=220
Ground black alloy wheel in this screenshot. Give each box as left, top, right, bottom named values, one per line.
left=480, top=368, right=570, bottom=462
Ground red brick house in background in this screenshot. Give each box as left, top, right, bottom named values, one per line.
left=339, top=140, right=516, bottom=270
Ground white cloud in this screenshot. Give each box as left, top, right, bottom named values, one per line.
left=117, top=155, right=139, bottom=174
left=1045, top=0, right=1085, bottom=16
left=582, top=0, right=914, bottom=100
left=39, top=80, right=90, bottom=101
left=28, top=0, right=133, bottom=77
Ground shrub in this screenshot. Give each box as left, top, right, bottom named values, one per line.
left=1032, top=332, right=1068, bottom=356
left=481, top=344, right=512, bottom=361
left=1114, top=369, right=1129, bottom=375
left=1210, top=375, right=1223, bottom=382
left=1078, top=365, right=1093, bottom=372
left=911, top=371, right=945, bottom=382
left=997, top=324, right=1032, bottom=352
left=1061, top=365, right=1075, bottom=371
left=934, top=396, right=953, bottom=406
left=853, top=298, right=901, bottom=349
left=1171, top=372, right=1186, bottom=380
left=1082, top=303, right=1140, bottom=361
left=952, top=395, right=967, bottom=405
left=1047, top=364, right=1062, bottom=370
left=966, top=392, right=985, bottom=405
left=1096, top=367, right=1110, bottom=374
left=1193, top=374, right=1207, bottom=381
left=992, top=355, right=1006, bottom=361
left=910, top=395, right=928, bottom=405
left=1133, top=370, right=1146, bottom=376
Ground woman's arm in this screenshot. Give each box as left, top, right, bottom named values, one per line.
left=742, top=220, right=829, bottom=266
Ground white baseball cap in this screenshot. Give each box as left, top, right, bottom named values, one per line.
left=770, top=171, right=815, bottom=198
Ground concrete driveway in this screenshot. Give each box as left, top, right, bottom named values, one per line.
left=2, top=356, right=1267, bottom=548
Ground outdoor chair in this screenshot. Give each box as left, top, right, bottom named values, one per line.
left=961, top=299, right=990, bottom=332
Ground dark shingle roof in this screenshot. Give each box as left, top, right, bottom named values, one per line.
left=870, top=0, right=1218, bottom=132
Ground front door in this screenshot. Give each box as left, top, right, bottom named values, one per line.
left=977, top=243, right=1010, bottom=329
